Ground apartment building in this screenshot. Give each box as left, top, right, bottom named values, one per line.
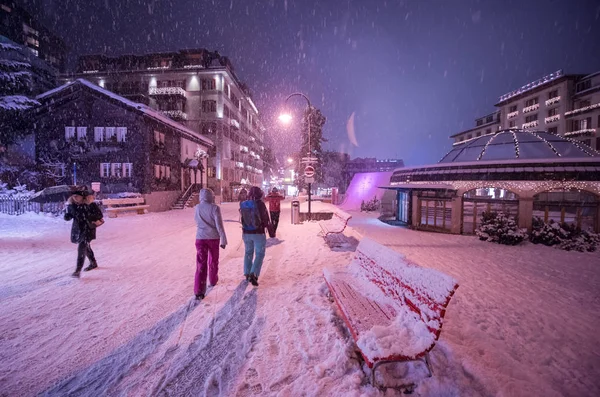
left=451, top=70, right=600, bottom=151
left=0, top=1, right=67, bottom=71
left=62, top=49, right=266, bottom=200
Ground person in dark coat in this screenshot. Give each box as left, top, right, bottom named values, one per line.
left=265, top=187, right=284, bottom=238
left=64, top=188, right=104, bottom=278
left=240, top=186, right=270, bottom=286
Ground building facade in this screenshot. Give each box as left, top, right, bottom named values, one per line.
left=33, top=79, right=213, bottom=211
left=381, top=130, right=600, bottom=234
left=0, top=1, right=67, bottom=71
left=452, top=70, right=600, bottom=151
left=345, top=157, right=404, bottom=184
left=61, top=49, right=266, bottom=201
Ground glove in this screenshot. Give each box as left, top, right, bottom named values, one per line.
left=220, top=244, right=226, bottom=249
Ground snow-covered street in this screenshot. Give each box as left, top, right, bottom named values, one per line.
left=1, top=200, right=599, bottom=396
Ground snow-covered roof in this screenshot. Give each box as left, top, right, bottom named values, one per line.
left=36, top=79, right=214, bottom=147
left=379, top=183, right=455, bottom=190
left=440, top=129, right=599, bottom=164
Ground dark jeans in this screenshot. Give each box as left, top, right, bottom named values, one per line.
left=270, top=211, right=280, bottom=235
left=194, top=239, right=220, bottom=295
left=76, top=241, right=96, bottom=271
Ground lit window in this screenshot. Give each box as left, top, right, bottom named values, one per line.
left=76, top=127, right=87, bottom=140
left=111, top=163, right=122, bottom=177
left=123, top=163, right=133, bottom=178
left=105, top=127, right=116, bottom=140
left=94, top=127, right=104, bottom=142
left=116, top=127, right=127, bottom=142
left=100, top=163, right=110, bottom=177
left=65, top=126, right=75, bottom=139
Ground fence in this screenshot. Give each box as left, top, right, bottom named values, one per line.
left=0, top=196, right=64, bottom=215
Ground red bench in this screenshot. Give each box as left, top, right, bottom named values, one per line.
left=323, top=238, right=459, bottom=390
left=318, top=209, right=352, bottom=237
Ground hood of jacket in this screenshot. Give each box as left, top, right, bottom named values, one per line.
left=199, top=188, right=215, bottom=203
left=68, top=194, right=95, bottom=205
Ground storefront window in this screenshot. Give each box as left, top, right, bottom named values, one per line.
left=533, top=189, right=599, bottom=231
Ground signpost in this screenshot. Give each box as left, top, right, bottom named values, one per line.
left=304, top=165, right=316, bottom=219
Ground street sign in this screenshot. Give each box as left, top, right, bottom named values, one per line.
left=301, top=157, right=319, bottom=161
left=305, top=177, right=315, bottom=183
left=304, top=165, right=315, bottom=178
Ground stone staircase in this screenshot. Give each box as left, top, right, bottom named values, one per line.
left=171, top=184, right=201, bottom=210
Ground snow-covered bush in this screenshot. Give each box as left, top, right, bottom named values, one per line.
left=476, top=211, right=527, bottom=245
left=0, top=179, right=34, bottom=197
left=360, top=196, right=380, bottom=212
left=531, top=217, right=599, bottom=252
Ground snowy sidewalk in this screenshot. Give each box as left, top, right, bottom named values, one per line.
left=1, top=201, right=600, bottom=396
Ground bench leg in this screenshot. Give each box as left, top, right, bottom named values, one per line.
left=371, top=361, right=416, bottom=393
left=424, top=352, right=433, bottom=377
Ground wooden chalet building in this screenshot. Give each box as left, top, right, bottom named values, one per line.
left=32, top=78, right=214, bottom=211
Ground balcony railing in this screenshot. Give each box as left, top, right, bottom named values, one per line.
left=240, top=145, right=249, bottom=153
left=162, top=110, right=187, bottom=120
left=235, top=162, right=244, bottom=169
left=564, top=102, right=600, bottom=118
left=523, top=104, right=539, bottom=113
left=522, top=120, right=539, bottom=129
left=564, top=129, right=596, bottom=137
left=544, top=114, right=560, bottom=124
left=149, top=87, right=187, bottom=97
left=545, top=96, right=560, bottom=106
left=507, top=111, right=519, bottom=119
left=231, top=119, right=240, bottom=129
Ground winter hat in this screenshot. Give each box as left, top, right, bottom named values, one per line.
left=272, top=187, right=278, bottom=193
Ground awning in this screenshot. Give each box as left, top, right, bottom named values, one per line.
left=379, top=183, right=456, bottom=190
left=183, top=158, right=201, bottom=168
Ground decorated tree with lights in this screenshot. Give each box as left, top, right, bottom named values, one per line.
left=295, top=106, right=326, bottom=188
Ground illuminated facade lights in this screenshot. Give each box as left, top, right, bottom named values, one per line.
left=565, top=102, right=600, bottom=117
left=545, top=96, right=561, bottom=106
left=523, top=104, right=540, bottom=113
left=522, top=120, right=539, bottom=129
left=544, top=115, right=560, bottom=124
left=507, top=111, right=519, bottom=119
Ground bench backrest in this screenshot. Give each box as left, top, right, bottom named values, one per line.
left=350, top=238, right=458, bottom=339
left=334, top=209, right=352, bottom=223
left=102, top=197, right=146, bottom=206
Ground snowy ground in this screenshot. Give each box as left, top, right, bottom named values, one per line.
left=0, top=200, right=599, bottom=396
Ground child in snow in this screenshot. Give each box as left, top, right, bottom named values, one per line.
left=194, top=188, right=228, bottom=300
left=240, top=186, right=271, bottom=286
left=64, top=187, right=104, bottom=278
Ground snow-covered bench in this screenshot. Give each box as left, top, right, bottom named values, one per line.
left=318, top=209, right=352, bottom=237
left=323, top=238, right=459, bottom=390
left=103, top=198, right=149, bottom=218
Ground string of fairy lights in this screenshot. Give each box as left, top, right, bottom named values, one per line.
left=476, top=130, right=502, bottom=161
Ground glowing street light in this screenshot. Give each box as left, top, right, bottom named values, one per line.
left=278, top=113, right=293, bottom=124
left=287, top=157, right=294, bottom=163
left=278, top=92, right=314, bottom=220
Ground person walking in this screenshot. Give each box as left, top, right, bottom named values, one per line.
left=240, top=186, right=270, bottom=286
left=64, top=187, right=104, bottom=278
left=194, top=188, right=228, bottom=300
left=265, top=187, right=284, bottom=238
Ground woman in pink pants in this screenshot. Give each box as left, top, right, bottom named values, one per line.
left=194, top=188, right=227, bottom=300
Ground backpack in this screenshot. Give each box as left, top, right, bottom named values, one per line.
left=240, top=200, right=262, bottom=231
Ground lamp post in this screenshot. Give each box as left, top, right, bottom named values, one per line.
left=279, top=93, right=314, bottom=220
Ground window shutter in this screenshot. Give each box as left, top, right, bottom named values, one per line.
left=65, top=126, right=75, bottom=139
left=100, top=163, right=103, bottom=176
left=77, top=127, right=87, bottom=140
left=587, top=117, right=592, bottom=129
left=94, top=127, right=104, bottom=142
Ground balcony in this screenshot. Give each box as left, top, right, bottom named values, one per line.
left=544, top=114, right=560, bottom=124
left=240, top=145, right=249, bottom=153
left=235, top=162, right=244, bottom=169
left=507, top=111, right=518, bottom=119
left=522, top=120, right=539, bottom=129
left=564, top=129, right=596, bottom=137
left=545, top=96, right=560, bottom=106
left=230, top=119, right=240, bottom=129
left=149, top=87, right=186, bottom=98
left=162, top=110, right=187, bottom=120
left=523, top=104, right=539, bottom=113
left=564, top=102, right=600, bottom=118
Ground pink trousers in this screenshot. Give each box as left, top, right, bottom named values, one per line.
left=194, top=239, right=220, bottom=295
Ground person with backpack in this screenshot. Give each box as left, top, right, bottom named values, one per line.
left=64, top=187, right=104, bottom=278
left=240, top=186, right=271, bottom=286
left=194, top=188, right=228, bottom=300
left=265, top=187, right=284, bottom=238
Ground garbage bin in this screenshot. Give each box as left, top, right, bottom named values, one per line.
left=291, top=200, right=300, bottom=224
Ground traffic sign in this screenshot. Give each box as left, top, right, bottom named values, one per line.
left=304, top=165, right=315, bottom=178
left=302, top=157, right=319, bottom=161
left=305, top=177, right=315, bottom=184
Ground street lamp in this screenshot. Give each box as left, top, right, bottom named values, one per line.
left=279, top=92, right=314, bottom=220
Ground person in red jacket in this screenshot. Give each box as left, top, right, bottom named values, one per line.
left=265, top=187, right=284, bottom=238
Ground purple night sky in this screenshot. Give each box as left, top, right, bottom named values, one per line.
left=23, top=0, right=600, bottom=166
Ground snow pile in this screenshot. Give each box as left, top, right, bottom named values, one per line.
left=357, top=306, right=435, bottom=360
